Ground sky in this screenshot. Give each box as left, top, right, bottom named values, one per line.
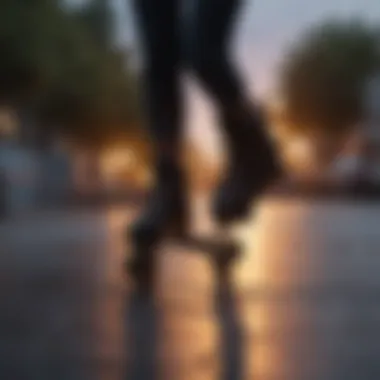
left=114, top=0, right=380, bottom=96
left=75, top=0, right=380, bottom=161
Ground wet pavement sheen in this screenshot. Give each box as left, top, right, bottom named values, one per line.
left=1, top=199, right=380, bottom=380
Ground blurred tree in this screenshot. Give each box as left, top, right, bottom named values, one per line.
left=0, top=0, right=68, bottom=144
left=0, top=0, right=140, bottom=149
left=279, top=19, right=380, bottom=137
left=75, top=0, right=113, bottom=49
left=0, top=0, right=57, bottom=103
left=37, top=0, right=141, bottom=148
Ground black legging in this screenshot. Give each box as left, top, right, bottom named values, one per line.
left=132, top=0, right=246, bottom=165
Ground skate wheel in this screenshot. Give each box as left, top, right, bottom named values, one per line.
left=124, top=246, right=156, bottom=294
left=213, top=241, right=241, bottom=284
left=218, top=242, right=241, bottom=264
left=126, top=260, right=155, bottom=294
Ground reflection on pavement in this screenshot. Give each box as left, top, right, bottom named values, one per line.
left=1, top=199, right=380, bottom=379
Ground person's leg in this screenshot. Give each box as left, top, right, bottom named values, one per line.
left=187, top=0, right=281, bottom=222
left=131, top=0, right=187, bottom=243
left=186, top=0, right=243, bottom=106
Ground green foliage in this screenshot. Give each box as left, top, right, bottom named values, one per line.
left=0, top=0, right=60, bottom=101
left=75, top=0, right=113, bottom=49
left=0, top=0, right=140, bottom=147
left=279, top=19, right=380, bottom=135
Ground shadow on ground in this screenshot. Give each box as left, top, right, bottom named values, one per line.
left=126, top=280, right=245, bottom=380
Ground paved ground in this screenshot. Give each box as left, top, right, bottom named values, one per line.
left=1, top=198, right=380, bottom=380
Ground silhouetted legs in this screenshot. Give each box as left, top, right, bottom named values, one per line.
left=187, top=0, right=280, bottom=222
left=130, top=0, right=188, bottom=248
left=130, top=0, right=280, bottom=251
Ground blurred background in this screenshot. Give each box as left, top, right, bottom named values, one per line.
left=1, top=0, right=380, bottom=218
left=1, top=1, right=380, bottom=380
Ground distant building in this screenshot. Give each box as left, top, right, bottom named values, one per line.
left=329, top=70, right=380, bottom=184
left=363, top=71, right=380, bottom=132
left=0, top=107, right=75, bottom=215
left=357, top=70, right=380, bottom=181
left=0, top=108, right=18, bottom=139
